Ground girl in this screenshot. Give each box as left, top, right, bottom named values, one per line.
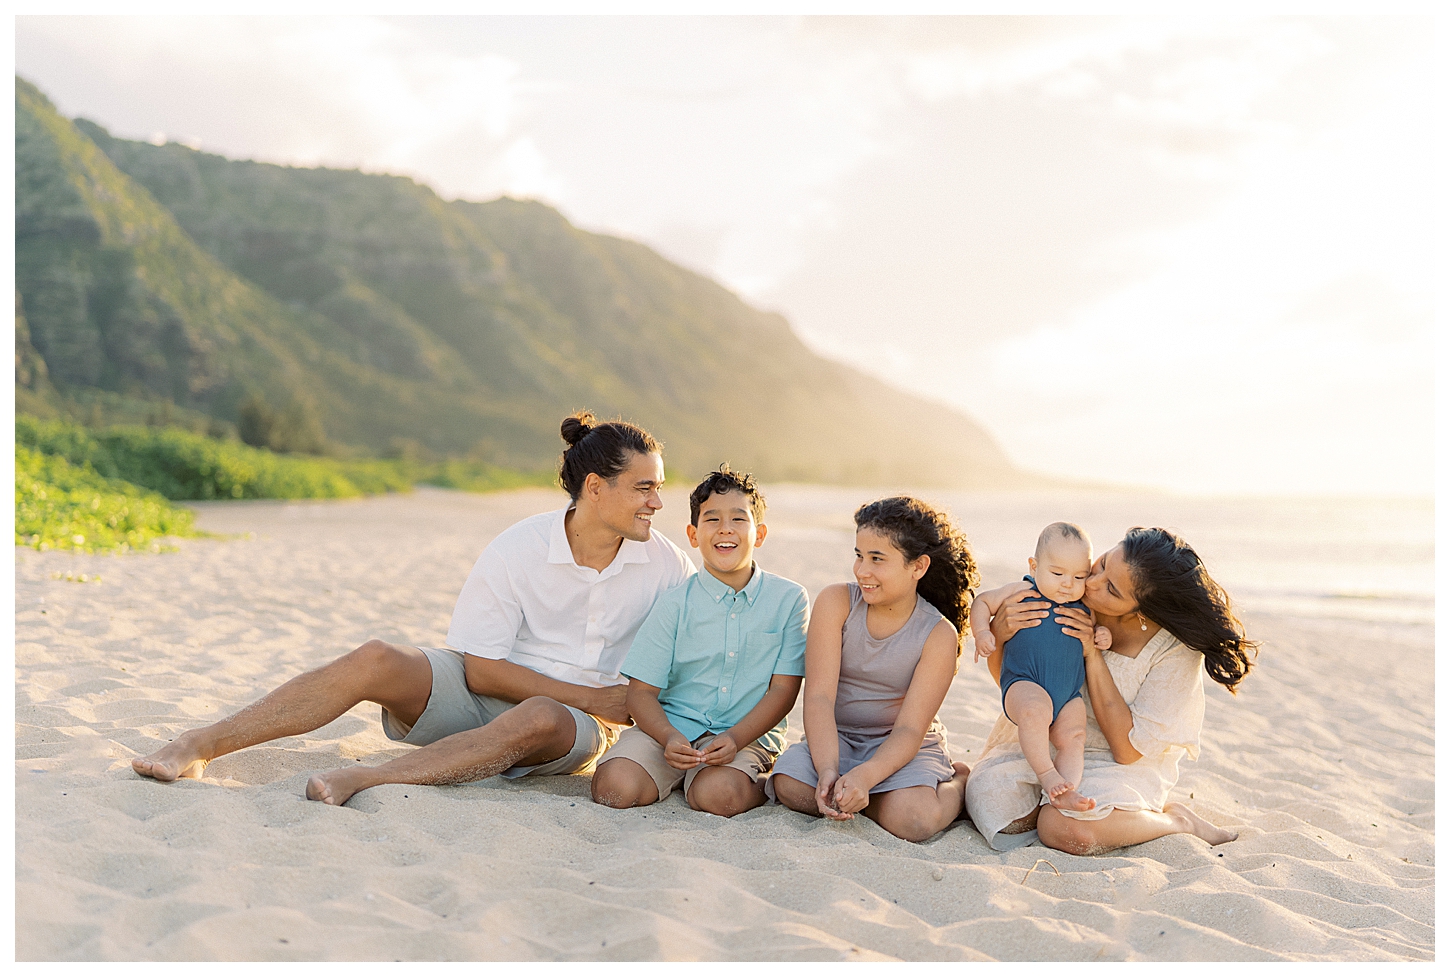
left=767, top=497, right=977, bottom=842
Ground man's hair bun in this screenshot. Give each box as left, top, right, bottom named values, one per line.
left=560, top=410, right=597, bottom=446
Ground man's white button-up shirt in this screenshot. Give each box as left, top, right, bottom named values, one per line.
left=447, top=507, right=696, bottom=688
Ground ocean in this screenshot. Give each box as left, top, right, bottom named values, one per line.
left=757, top=487, right=1435, bottom=627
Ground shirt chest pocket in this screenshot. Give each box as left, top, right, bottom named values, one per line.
left=745, top=630, right=783, bottom=666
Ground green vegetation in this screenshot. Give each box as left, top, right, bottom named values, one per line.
left=15, top=445, right=197, bottom=553
left=14, top=414, right=557, bottom=551
left=16, top=74, right=1026, bottom=489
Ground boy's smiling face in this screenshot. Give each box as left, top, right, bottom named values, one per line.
left=686, top=489, right=767, bottom=583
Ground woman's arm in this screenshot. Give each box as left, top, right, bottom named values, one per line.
left=801, top=583, right=851, bottom=818
left=985, top=587, right=1052, bottom=685
left=831, top=620, right=958, bottom=815
left=1056, top=606, right=1142, bottom=764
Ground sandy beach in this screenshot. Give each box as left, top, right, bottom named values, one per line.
left=14, top=485, right=1434, bottom=961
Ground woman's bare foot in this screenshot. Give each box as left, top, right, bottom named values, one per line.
left=1165, top=801, right=1238, bottom=845
left=131, top=732, right=212, bottom=782
left=305, top=766, right=378, bottom=807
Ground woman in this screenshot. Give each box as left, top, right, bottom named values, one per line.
left=965, top=527, right=1257, bottom=854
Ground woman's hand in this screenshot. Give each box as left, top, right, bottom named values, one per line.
left=990, top=587, right=1050, bottom=645
left=832, top=769, right=871, bottom=816
left=815, top=768, right=852, bottom=820
left=1055, top=605, right=1099, bottom=656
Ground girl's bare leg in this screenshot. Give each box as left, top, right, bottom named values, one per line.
left=1037, top=802, right=1238, bottom=855
left=863, top=761, right=971, bottom=842
left=1046, top=698, right=1094, bottom=812
left=771, top=774, right=823, bottom=816
left=132, top=640, right=432, bottom=782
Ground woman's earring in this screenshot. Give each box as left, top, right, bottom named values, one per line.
left=1138, top=613, right=1148, bottom=631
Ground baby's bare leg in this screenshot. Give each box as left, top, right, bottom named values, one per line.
left=1047, top=697, right=1094, bottom=812
left=1004, top=682, right=1067, bottom=797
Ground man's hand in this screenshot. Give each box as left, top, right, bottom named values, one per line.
left=586, top=684, right=631, bottom=725
left=699, top=732, right=739, bottom=766
left=972, top=630, right=996, bottom=663
left=664, top=731, right=705, bottom=770
left=1093, top=626, right=1113, bottom=651
left=832, top=769, right=871, bottom=816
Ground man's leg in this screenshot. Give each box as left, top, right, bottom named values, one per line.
left=132, top=639, right=433, bottom=782
left=306, top=695, right=577, bottom=806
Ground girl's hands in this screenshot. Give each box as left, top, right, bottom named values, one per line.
left=1055, top=605, right=1099, bottom=656
left=832, top=770, right=871, bottom=816
left=815, top=769, right=852, bottom=820
left=990, top=588, right=1050, bottom=646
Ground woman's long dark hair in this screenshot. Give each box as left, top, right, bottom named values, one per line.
left=854, top=497, right=979, bottom=654
left=1121, top=526, right=1258, bottom=693
left=557, top=410, right=661, bottom=501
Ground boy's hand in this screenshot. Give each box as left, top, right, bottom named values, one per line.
left=832, top=770, right=870, bottom=816
left=815, top=769, right=851, bottom=820
left=1093, top=626, right=1113, bottom=651
left=972, top=631, right=996, bottom=663
left=663, top=731, right=705, bottom=770
left=699, top=732, right=739, bottom=766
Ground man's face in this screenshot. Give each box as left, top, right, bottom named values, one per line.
left=686, top=489, right=766, bottom=580
left=593, top=451, right=665, bottom=542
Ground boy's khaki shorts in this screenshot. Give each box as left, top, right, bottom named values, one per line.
left=598, top=725, right=777, bottom=800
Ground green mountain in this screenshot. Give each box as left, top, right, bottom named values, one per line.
left=15, top=76, right=1026, bottom=487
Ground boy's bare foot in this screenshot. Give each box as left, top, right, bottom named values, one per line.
left=305, top=767, right=376, bottom=807
left=132, top=732, right=211, bottom=782
left=1166, top=801, right=1238, bottom=845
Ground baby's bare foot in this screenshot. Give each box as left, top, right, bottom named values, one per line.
left=1049, top=787, right=1096, bottom=812
left=1166, top=801, right=1238, bottom=845
left=131, top=733, right=210, bottom=782
left=305, top=767, right=376, bottom=807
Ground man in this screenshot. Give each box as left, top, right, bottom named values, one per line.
left=132, top=411, right=694, bottom=807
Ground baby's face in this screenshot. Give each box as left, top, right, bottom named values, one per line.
left=1028, top=538, right=1092, bottom=603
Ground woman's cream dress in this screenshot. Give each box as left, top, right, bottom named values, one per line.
left=965, top=629, right=1206, bottom=851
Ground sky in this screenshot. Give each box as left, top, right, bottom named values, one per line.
left=13, top=14, right=1437, bottom=496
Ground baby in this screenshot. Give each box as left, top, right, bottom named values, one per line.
left=969, top=522, right=1108, bottom=812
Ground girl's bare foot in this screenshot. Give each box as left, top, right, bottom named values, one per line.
left=131, top=732, right=211, bottom=782
left=1165, top=801, right=1238, bottom=845
left=305, top=766, right=377, bottom=807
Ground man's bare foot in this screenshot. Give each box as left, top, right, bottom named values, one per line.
left=306, top=766, right=377, bottom=807
left=1166, top=801, right=1238, bottom=845
left=131, top=733, right=211, bottom=782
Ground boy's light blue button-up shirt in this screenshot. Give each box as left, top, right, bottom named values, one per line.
left=621, top=565, right=809, bottom=754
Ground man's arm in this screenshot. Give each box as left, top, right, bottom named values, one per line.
left=463, top=655, right=628, bottom=725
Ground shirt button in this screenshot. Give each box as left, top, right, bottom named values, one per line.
left=721, top=686, right=728, bottom=692
left=731, top=613, right=737, bottom=619
left=728, top=652, right=735, bottom=658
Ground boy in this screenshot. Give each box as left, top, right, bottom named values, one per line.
left=969, top=522, right=1110, bottom=813
left=590, top=466, right=808, bottom=817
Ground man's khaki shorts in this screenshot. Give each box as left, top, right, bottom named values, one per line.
left=597, top=725, right=777, bottom=800
left=380, top=647, right=620, bottom=778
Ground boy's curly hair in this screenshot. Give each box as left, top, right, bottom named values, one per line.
left=689, top=465, right=766, bottom=526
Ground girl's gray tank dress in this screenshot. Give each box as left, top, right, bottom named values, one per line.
left=767, top=583, right=956, bottom=798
